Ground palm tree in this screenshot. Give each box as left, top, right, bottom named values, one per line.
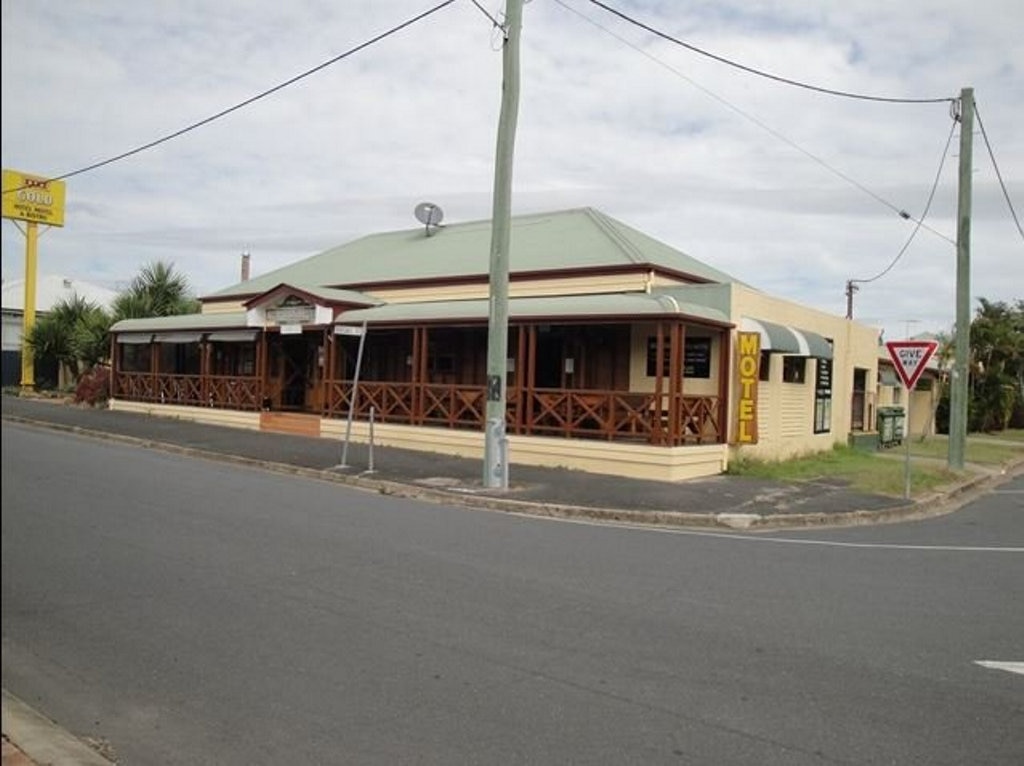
left=24, top=294, right=110, bottom=383
left=112, top=261, right=200, bottom=320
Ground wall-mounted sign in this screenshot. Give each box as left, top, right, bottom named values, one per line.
left=2, top=169, right=66, bottom=227
left=646, top=336, right=712, bottom=378
left=684, top=337, right=711, bottom=378
left=814, top=358, right=833, bottom=434
left=335, top=325, right=366, bottom=336
left=735, top=332, right=760, bottom=444
left=267, top=304, right=315, bottom=326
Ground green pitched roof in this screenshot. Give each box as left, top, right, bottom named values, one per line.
left=337, top=285, right=732, bottom=327
left=111, top=312, right=248, bottom=333
left=208, top=207, right=737, bottom=300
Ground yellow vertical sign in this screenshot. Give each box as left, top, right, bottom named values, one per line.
left=735, top=331, right=760, bottom=444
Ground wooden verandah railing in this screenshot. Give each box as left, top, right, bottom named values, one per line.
left=323, top=380, right=722, bottom=446
left=112, top=373, right=723, bottom=446
left=112, top=372, right=262, bottom=411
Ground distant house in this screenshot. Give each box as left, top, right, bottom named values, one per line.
left=1, top=275, right=118, bottom=387
left=108, top=207, right=883, bottom=480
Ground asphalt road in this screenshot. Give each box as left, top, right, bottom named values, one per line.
left=3, top=421, right=1022, bottom=765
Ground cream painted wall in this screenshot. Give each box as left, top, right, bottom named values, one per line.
left=109, top=399, right=262, bottom=430
left=202, top=301, right=246, bottom=315
left=628, top=322, right=721, bottom=396
left=728, top=284, right=881, bottom=461
left=369, top=272, right=651, bottom=304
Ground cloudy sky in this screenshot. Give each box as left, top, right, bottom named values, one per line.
left=2, top=0, right=1021, bottom=342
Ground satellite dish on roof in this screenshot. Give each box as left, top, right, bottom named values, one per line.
left=414, top=202, right=444, bottom=236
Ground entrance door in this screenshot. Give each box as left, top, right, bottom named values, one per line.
left=534, top=330, right=564, bottom=389
left=850, top=368, right=867, bottom=431
left=267, top=333, right=320, bottom=411
left=280, top=335, right=308, bottom=409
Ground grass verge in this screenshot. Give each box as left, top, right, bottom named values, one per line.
left=728, top=445, right=969, bottom=498
left=904, top=433, right=1024, bottom=465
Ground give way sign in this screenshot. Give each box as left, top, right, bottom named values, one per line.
left=885, top=340, right=939, bottom=389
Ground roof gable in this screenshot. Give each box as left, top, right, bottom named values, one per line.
left=241, top=283, right=380, bottom=310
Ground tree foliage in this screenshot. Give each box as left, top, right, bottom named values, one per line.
left=969, top=298, right=1024, bottom=431
left=937, top=298, right=1024, bottom=433
left=111, top=261, right=200, bottom=320
left=24, top=294, right=109, bottom=382
left=25, top=261, right=200, bottom=389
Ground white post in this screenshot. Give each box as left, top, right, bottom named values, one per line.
left=367, top=406, right=376, bottom=474
left=339, top=322, right=368, bottom=469
left=903, top=395, right=913, bottom=500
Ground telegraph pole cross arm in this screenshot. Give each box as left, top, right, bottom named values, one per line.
left=885, top=340, right=938, bottom=391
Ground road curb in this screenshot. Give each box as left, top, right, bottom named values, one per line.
left=8, top=413, right=1018, bottom=530
left=2, top=690, right=114, bottom=766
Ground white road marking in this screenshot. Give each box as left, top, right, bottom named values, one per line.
left=975, top=661, right=1024, bottom=676
left=526, top=514, right=1024, bottom=552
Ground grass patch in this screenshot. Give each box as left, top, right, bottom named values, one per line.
left=728, top=445, right=968, bottom=498
left=904, top=434, right=1024, bottom=465
left=978, top=428, right=1024, bottom=443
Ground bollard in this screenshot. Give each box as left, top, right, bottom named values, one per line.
left=367, top=406, right=376, bottom=474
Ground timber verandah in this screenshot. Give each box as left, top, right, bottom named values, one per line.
left=111, top=321, right=729, bottom=447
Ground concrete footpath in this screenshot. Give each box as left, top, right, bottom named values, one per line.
left=2, top=394, right=1021, bottom=765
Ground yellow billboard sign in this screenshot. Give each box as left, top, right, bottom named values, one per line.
left=2, top=169, right=66, bottom=227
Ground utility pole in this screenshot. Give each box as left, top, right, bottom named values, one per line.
left=949, top=87, right=973, bottom=471
left=483, top=0, right=523, bottom=489
left=845, top=279, right=858, bottom=319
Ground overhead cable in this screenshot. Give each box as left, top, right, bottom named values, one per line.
left=585, top=0, right=955, bottom=105
left=851, top=115, right=957, bottom=286
left=554, top=0, right=955, bottom=245
left=3, top=0, right=458, bottom=191
left=975, top=102, right=1024, bottom=243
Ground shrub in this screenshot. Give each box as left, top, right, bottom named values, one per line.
left=74, top=365, right=110, bottom=407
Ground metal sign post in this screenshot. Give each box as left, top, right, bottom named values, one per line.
left=336, top=322, right=367, bottom=469
left=885, top=340, right=938, bottom=500
left=903, top=394, right=913, bottom=500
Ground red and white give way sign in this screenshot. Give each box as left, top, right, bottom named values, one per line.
left=885, top=340, right=939, bottom=389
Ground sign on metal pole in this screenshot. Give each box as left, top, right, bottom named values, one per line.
left=884, top=340, right=938, bottom=499
left=334, top=325, right=366, bottom=337
left=336, top=321, right=368, bottom=469
left=885, top=340, right=938, bottom=390
left=3, top=169, right=67, bottom=389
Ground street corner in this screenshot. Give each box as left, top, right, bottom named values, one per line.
left=1, top=690, right=114, bottom=766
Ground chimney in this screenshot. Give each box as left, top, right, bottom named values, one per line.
left=241, top=252, right=251, bottom=281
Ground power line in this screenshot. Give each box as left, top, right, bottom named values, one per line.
left=553, top=0, right=956, bottom=246
left=2, top=0, right=457, bottom=192
left=585, top=0, right=955, bottom=105
left=851, top=115, right=957, bottom=286
left=975, top=102, right=1024, bottom=243
left=468, top=0, right=504, bottom=32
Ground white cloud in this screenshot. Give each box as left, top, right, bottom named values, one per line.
left=2, top=0, right=1021, bottom=343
